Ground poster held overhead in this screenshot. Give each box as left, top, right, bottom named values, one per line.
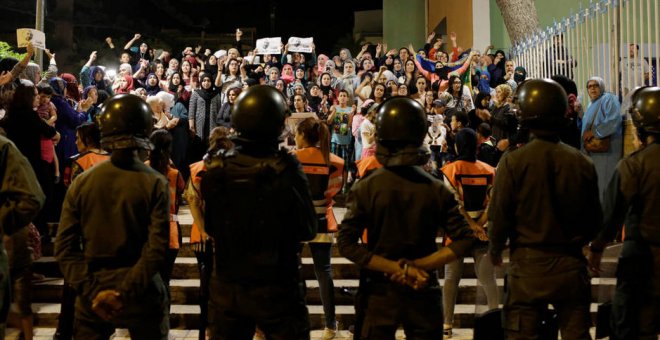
left=255, top=37, right=282, bottom=55
left=17, top=28, right=45, bottom=49
left=287, top=37, right=314, bottom=53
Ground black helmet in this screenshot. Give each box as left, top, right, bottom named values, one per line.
left=630, top=86, right=660, bottom=134
left=98, top=94, right=154, bottom=150
left=515, top=78, right=568, bottom=131
left=231, top=85, right=289, bottom=141
left=376, top=97, right=427, bottom=148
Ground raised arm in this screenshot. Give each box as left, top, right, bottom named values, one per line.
left=123, top=33, right=141, bottom=51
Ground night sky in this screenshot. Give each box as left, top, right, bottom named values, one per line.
left=1, top=0, right=383, bottom=61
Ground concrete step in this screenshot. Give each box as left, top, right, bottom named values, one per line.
left=34, top=254, right=620, bottom=282
left=22, top=302, right=610, bottom=331
left=33, top=277, right=617, bottom=306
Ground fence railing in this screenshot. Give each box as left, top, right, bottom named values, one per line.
left=510, top=0, right=658, bottom=102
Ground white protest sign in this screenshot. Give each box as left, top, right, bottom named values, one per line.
left=255, top=37, right=282, bottom=55
left=17, top=28, right=46, bottom=49
left=287, top=37, right=314, bottom=53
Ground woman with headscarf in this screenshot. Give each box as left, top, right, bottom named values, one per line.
left=338, top=60, right=360, bottom=105
left=280, top=63, right=295, bottom=84
left=79, top=85, right=102, bottom=122
left=313, top=54, right=329, bottom=81
left=114, top=75, right=135, bottom=94
left=144, top=73, right=162, bottom=96
left=59, top=73, right=81, bottom=109
left=168, top=72, right=191, bottom=180
left=188, top=73, right=221, bottom=147
left=582, top=76, right=622, bottom=200
left=266, top=66, right=280, bottom=86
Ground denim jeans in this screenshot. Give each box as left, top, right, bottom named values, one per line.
left=309, top=242, right=336, bottom=329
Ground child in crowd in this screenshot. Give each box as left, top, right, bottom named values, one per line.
left=36, top=83, right=60, bottom=183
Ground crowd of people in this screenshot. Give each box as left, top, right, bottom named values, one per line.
left=0, top=25, right=657, bottom=340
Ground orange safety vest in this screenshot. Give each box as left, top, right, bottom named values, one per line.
left=188, top=161, right=206, bottom=246
left=146, top=161, right=185, bottom=249
left=293, top=147, right=344, bottom=232
left=441, top=159, right=495, bottom=245
left=66, top=151, right=110, bottom=185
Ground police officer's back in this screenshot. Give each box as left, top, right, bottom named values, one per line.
left=200, top=85, right=316, bottom=339
left=488, top=79, right=602, bottom=339
left=55, top=94, right=170, bottom=339
left=589, top=86, right=660, bottom=339
left=338, top=97, right=475, bottom=339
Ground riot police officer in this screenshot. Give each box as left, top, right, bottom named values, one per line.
left=588, top=86, right=660, bottom=339
left=337, top=97, right=475, bottom=339
left=55, top=94, right=170, bottom=339
left=488, top=79, right=602, bottom=339
left=201, top=85, right=317, bottom=339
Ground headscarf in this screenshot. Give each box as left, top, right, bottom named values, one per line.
left=317, top=54, right=329, bottom=74
left=89, top=66, right=108, bottom=91
left=455, top=128, right=477, bottom=162
left=49, top=77, right=67, bottom=97
left=116, top=75, right=135, bottom=94
left=82, top=85, right=97, bottom=100
left=476, top=71, right=491, bottom=95
left=324, top=60, right=336, bottom=74
left=145, top=73, right=161, bottom=96
left=513, top=66, right=527, bottom=84
left=60, top=73, right=81, bottom=102
left=340, top=48, right=353, bottom=61
left=21, top=62, right=41, bottom=84
left=195, top=74, right=218, bottom=102
left=281, top=64, right=294, bottom=84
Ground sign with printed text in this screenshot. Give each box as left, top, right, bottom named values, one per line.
left=287, top=37, right=313, bottom=53
left=255, top=37, right=282, bottom=55
left=16, top=28, right=46, bottom=49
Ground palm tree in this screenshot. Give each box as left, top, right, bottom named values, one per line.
left=495, top=0, right=540, bottom=45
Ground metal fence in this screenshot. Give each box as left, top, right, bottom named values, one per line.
left=510, top=0, right=658, bottom=102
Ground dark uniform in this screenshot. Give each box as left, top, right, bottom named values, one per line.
left=488, top=79, right=602, bottom=339
left=0, top=135, right=45, bottom=339
left=338, top=97, right=475, bottom=339
left=590, top=86, right=660, bottom=339
left=201, top=85, right=317, bottom=340
left=55, top=94, right=170, bottom=339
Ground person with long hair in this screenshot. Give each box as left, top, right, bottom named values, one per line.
left=147, top=129, right=185, bottom=293
left=446, top=75, right=474, bottom=111
left=1, top=83, right=59, bottom=235
left=212, top=86, right=241, bottom=129
left=292, top=118, right=344, bottom=339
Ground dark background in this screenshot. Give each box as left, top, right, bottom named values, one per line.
left=0, top=0, right=382, bottom=72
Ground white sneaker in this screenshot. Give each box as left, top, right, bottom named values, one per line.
left=322, top=326, right=337, bottom=339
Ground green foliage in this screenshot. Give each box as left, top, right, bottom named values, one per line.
left=0, top=41, right=27, bottom=60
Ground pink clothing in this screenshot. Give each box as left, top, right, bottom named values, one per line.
left=352, top=114, right=365, bottom=138
left=40, top=139, right=55, bottom=163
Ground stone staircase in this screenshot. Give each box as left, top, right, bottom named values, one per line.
left=15, top=205, right=619, bottom=339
